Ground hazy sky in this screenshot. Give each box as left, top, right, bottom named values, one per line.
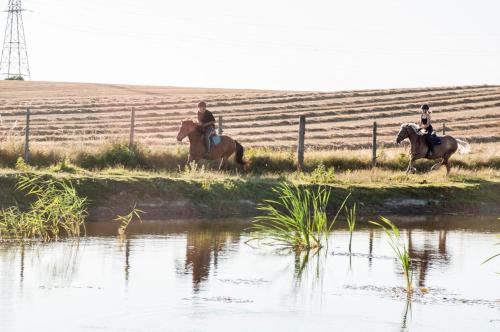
left=7, top=0, right=500, bottom=91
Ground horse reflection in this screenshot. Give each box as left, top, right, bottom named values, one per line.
left=407, top=229, right=450, bottom=287
left=184, top=228, right=240, bottom=292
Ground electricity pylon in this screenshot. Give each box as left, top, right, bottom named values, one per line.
left=0, top=0, right=30, bottom=80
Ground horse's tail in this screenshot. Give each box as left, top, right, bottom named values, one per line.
left=235, top=141, right=251, bottom=170
left=456, top=138, right=471, bottom=155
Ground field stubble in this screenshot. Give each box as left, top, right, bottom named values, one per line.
left=1, top=81, right=499, bottom=150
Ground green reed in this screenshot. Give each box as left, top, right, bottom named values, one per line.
left=114, top=205, right=144, bottom=236
left=345, top=203, right=356, bottom=252
left=482, top=218, right=500, bottom=267
left=0, top=175, right=88, bottom=242
left=369, top=216, right=413, bottom=295
left=252, top=182, right=349, bottom=250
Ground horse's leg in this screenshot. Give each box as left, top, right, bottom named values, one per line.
left=444, top=157, right=451, bottom=176
left=431, top=159, right=443, bottom=171
left=218, top=157, right=226, bottom=171
left=221, top=151, right=233, bottom=171
left=410, top=155, right=418, bottom=174
left=406, top=155, right=414, bottom=174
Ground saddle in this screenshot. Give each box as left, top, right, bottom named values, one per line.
left=210, top=133, right=221, bottom=145
left=418, top=128, right=442, bottom=146
left=430, top=134, right=441, bottom=146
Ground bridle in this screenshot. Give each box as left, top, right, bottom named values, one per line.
left=396, top=125, right=409, bottom=144
left=177, top=121, right=196, bottom=141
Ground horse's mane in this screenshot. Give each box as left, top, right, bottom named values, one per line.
left=181, top=119, right=202, bottom=133
left=402, top=122, right=419, bottom=134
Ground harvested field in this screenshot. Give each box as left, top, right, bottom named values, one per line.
left=1, top=81, right=499, bottom=150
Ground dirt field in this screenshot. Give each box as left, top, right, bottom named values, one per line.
left=1, top=81, right=499, bottom=150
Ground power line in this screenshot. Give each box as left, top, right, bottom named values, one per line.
left=0, top=0, right=31, bottom=80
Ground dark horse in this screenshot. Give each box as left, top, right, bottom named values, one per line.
left=176, top=120, right=250, bottom=170
left=396, top=123, right=470, bottom=175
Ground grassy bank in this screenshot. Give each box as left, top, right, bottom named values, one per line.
left=0, top=166, right=498, bottom=220
left=0, top=141, right=499, bottom=173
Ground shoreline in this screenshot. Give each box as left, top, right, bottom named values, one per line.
left=1, top=171, right=498, bottom=221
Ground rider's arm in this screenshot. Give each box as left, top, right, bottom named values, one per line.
left=201, top=111, right=216, bottom=127
left=202, top=121, right=215, bottom=127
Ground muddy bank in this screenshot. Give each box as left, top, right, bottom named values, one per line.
left=0, top=173, right=499, bottom=221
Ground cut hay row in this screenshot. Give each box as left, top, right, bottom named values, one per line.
left=1, top=87, right=499, bottom=118
left=0, top=82, right=499, bottom=150
left=2, top=96, right=498, bottom=130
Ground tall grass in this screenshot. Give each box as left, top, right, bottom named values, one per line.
left=252, top=182, right=349, bottom=250
left=369, top=216, right=413, bottom=295
left=114, top=205, right=144, bottom=236
left=0, top=175, right=88, bottom=241
left=345, top=203, right=356, bottom=252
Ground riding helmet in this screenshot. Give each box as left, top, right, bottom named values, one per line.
left=421, top=103, right=430, bottom=111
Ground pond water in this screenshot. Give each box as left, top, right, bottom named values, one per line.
left=0, top=215, right=499, bottom=331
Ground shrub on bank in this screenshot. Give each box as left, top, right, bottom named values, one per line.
left=76, top=142, right=139, bottom=169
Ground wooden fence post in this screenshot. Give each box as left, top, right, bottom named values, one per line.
left=129, top=108, right=135, bottom=149
left=372, top=121, right=377, bottom=167
left=218, top=116, right=223, bottom=135
left=297, top=115, right=306, bottom=171
left=24, top=107, right=30, bottom=163
left=442, top=123, right=446, bottom=135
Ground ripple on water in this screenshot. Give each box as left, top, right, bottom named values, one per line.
left=343, top=284, right=500, bottom=309
left=217, top=278, right=270, bottom=285
left=183, top=296, right=253, bottom=304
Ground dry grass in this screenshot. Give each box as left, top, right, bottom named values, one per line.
left=0, top=139, right=499, bottom=175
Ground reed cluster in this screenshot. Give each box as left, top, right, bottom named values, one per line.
left=252, top=182, right=348, bottom=250
left=0, top=175, right=88, bottom=241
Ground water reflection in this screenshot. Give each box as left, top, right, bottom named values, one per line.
left=0, top=216, right=498, bottom=332
left=0, top=240, right=82, bottom=290
left=40, top=241, right=82, bottom=286
left=368, top=229, right=374, bottom=270
left=294, top=250, right=321, bottom=283
left=406, top=229, right=450, bottom=288
left=123, top=239, right=131, bottom=283
left=183, top=226, right=240, bottom=292
left=400, top=298, right=412, bottom=332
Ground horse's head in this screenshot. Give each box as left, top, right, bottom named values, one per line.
left=176, top=120, right=198, bottom=141
left=396, top=124, right=409, bottom=144
left=396, top=123, right=420, bottom=144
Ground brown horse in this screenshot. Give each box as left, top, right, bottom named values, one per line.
left=176, top=120, right=250, bottom=170
left=396, top=123, right=470, bottom=175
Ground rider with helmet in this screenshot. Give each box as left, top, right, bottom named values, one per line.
left=419, top=103, right=434, bottom=157
left=197, top=101, right=216, bottom=157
